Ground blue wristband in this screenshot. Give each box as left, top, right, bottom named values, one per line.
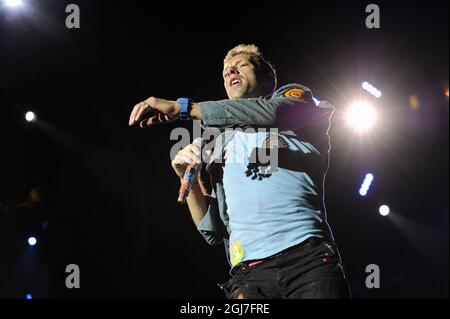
left=177, top=98, right=192, bottom=121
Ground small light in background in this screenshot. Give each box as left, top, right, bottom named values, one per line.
left=359, top=173, right=374, bottom=196
left=25, top=293, right=33, bottom=300
left=359, top=189, right=368, bottom=196
left=362, top=81, right=382, bottom=98
left=27, top=236, right=37, bottom=246
left=25, top=111, right=36, bottom=122
left=409, top=95, right=420, bottom=110
left=445, top=87, right=449, bottom=98
left=379, top=204, right=390, bottom=216
left=313, top=97, right=320, bottom=106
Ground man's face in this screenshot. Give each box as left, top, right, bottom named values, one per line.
left=223, top=54, right=262, bottom=100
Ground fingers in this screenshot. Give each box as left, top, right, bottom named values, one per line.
left=191, top=144, right=201, bottom=157
left=139, top=116, right=160, bottom=128
left=129, top=103, right=146, bottom=126
left=135, top=107, right=153, bottom=126
left=185, top=144, right=202, bottom=165
left=192, top=137, right=202, bottom=148
left=129, top=98, right=157, bottom=126
left=173, top=153, right=196, bottom=167
left=158, top=113, right=174, bottom=124
left=129, top=104, right=137, bottom=126
left=172, top=153, right=195, bottom=170
left=129, top=97, right=180, bottom=127
left=172, top=145, right=202, bottom=166
left=204, top=149, right=213, bottom=162
left=138, top=113, right=176, bottom=128
left=134, top=104, right=155, bottom=125
left=191, top=138, right=212, bottom=163
left=129, top=102, right=147, bottom=126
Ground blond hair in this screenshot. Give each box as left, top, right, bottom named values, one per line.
left=224, top=44, right=277, bottom=93
left=224, top=44, right=261, bottom=65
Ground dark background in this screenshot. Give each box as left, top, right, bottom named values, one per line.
left=0, top=0, right=448, bottom=298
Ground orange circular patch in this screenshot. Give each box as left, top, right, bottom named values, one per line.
left=284, top=88, right=304, bottom=99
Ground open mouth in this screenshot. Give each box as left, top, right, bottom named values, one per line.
left=230, top=78, right=242, bottom=89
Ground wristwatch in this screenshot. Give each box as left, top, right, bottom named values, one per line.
left=177, top=98, right=193, bottom=121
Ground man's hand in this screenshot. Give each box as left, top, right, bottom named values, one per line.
left=171, top=143, right=202, bottom=180
left=128, top=97, right=180, bottom=128
left=172, top=142, right=210, bottom=226
left=171, top=140, right=212, bottom=179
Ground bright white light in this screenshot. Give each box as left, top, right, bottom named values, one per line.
left=359, top=173, right=374, bottom=196
left=28, top=236, right=37, bottom=246
left=5, top=0, right=23, bottom=7
left=379, top=205, right=390, bottom=216
left=25, top=293, right=33, bottom=300
left=362, top=81, right=382, bottom=98
left=25, top=111, right=35, bottom=122
left=312, top=97, right=320, bottom=106
left=346, top=102, right=377, bottom=132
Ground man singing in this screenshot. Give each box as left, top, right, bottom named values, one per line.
left=129, top=44, right=351, bottom=299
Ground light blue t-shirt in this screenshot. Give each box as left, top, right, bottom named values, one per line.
left=222, top=130, right=332, bottom=267
left=195, top=83, right=335, bottom=268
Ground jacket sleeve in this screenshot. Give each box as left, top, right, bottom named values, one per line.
left=199, top=83, right=334, bottom=130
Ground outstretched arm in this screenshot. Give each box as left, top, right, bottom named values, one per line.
left=128, top=84, right=333, bottom=130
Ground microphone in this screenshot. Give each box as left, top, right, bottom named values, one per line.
left=177, top=138, right=203, bottom=204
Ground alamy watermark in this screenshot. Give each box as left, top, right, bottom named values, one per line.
left=365, top=264, right=380, bottom=289
left=65, top=4, right=80, bottom=29
left=170, top=120, right=280, bottom=174
left=65, top=264, right=80, bottom=289
left=365, top=4, right=380, bottom=29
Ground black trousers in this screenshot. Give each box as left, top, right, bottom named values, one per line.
left=220, top=237, right=351, bottom=299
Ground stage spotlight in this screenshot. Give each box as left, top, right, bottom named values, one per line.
left=345, top=102, right=377, bottom=132
left=379, top=204, right=390, bottom=216
left=362, top=81, right=382, bottom=98
left=28, top=236, right=37, bottom=246
left=359, top=188, right=368, bottom=196
left=359, top=173, right=374, bottom=196
left=25, top=111, right=36, bottom=122
left=4, top=0, right=23, bottom=7
left=25, top=293, right=33, bottom=300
